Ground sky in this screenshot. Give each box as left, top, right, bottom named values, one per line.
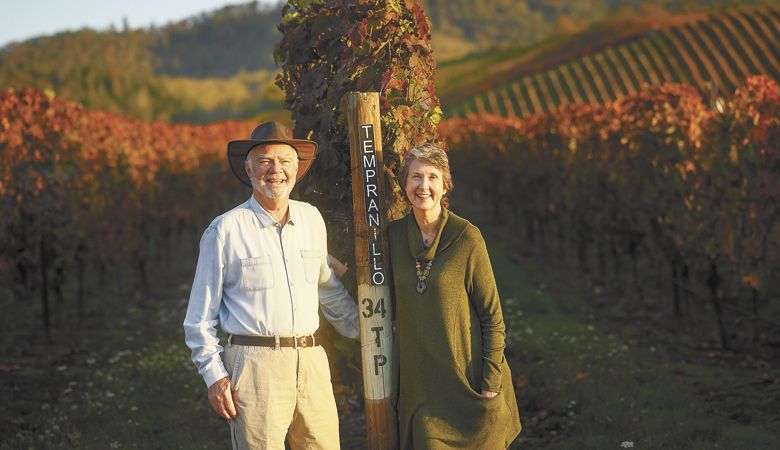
left=0, top=0, right=278, bottom=47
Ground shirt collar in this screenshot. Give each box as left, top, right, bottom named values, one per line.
left=248, top=195, right=297, bottom=228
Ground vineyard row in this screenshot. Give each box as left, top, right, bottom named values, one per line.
left=0, top=88, right=254, bottom=340
left=451, top=6, right=780, bottom=119
left=443, top=76, right=780, bottom=349
left=2, top=75, right=778, bottom=349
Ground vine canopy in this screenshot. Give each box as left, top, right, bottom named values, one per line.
left=275, top=0, right=442, bottom=223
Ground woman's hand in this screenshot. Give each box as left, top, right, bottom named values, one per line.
left=480, top=390, right=498, bottom=398
left=328, top=254, right=348, bottom=279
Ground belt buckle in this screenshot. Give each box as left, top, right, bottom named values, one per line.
left=274, top=336, right=280, bottom=350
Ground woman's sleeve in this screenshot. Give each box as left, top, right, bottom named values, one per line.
left=466, top=226, right=506, bottom=393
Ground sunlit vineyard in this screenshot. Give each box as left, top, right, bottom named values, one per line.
left=443, top=76, right=780, bottom=349
left=450, top=5, right=780, bottom=117
left=3, top=2, right=780, bottom=447
left=0, top=88, right=253, bottom=340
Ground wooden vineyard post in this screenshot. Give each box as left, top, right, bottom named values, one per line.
left=346, top=91, right=398, bottom=449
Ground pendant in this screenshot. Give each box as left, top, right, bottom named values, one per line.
left=416, top=280, right=427, bottom=294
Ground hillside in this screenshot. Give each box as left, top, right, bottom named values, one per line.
left=443, top=5, right=780, bottom=118
left=2, top=0, right=778, bottom=122
left=0, top=2, right=283, bottom=122
left=151, top=2, right=282, bottom=77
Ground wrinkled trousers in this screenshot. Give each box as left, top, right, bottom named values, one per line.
left=223, top=343, right=340, bottom=450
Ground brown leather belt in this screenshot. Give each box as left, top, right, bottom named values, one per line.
left=229, top=334, right=318, bottom=348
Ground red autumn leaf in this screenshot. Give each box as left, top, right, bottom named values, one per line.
left=381, top=69, right=393, bottom=91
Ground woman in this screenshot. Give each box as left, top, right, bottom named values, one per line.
left=388, top=142, right=521, bottom=449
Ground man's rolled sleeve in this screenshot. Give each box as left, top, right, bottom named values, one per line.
left=315, top=215, right=359, bottom=339
left=183, top=225, right=229, bottom=387
left=319, top=264, right=360, bottom=339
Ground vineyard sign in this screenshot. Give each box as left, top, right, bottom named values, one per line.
left=358, top=123, right=387, bottom=287
left=346, top=92, right=398, bottom=449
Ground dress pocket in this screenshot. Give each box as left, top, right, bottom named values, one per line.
left=461, top=372, right=503, bottom=404
left=240, top=255, right=274, bottom=290
left=468, top=385, right=502, bottom=403
left=300, top=249, right=321, bottom=283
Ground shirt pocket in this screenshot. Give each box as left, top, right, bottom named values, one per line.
left=240, top=255, right=274, bottom=290
left=300, top=249, right=322, bottom=284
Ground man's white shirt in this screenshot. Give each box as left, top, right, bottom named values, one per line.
left=183, top=196, right=359, bottom=387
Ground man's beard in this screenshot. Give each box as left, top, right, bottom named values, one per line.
left=251, top=174, right=295, bottom=200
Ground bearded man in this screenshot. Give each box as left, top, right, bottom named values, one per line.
left=183, top=121, right=358, bottom=450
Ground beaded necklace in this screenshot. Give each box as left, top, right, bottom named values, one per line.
left=414, top=258, right=434, bottom=294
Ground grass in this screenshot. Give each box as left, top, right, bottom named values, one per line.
left=485, top=235, right=780, bottom=449
left=0, top=251, right=228, bottom=449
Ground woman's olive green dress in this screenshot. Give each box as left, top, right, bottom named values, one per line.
left=388, top=209, right=521, bottom=449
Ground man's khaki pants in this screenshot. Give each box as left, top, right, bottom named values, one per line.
left=223, top=343, right=340, bottom=450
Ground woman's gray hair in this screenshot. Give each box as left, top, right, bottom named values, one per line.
left=398, top=142, right=454, bottom=207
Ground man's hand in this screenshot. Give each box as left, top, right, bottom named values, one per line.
left=208, top=376, right=240, bottom=420
left=480, top=390, right=498, bottom=398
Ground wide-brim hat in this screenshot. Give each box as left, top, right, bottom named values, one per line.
left=227, top=121, right=317, bottom=187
